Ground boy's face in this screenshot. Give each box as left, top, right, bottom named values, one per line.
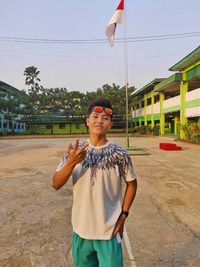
left=86, top=109, right=113, bottom=136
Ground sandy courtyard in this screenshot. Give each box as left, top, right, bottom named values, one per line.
left=0, top=136, right=200, bottom=267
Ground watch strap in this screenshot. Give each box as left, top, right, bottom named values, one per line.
left=121, top=210, right=129, bottom=217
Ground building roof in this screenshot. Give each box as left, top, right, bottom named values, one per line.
left=0, top=81, right=21, bottom=94
left=0, top=80, right=28, bottom=100
left=169, top=46, right=200, bottom=71
left=20, top=114, right=85, bottom=124
left=154, top=73, right=182, bottom=93
left=132, top=78, right=165, bottom=97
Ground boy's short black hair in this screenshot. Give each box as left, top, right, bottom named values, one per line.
left=87, top=99, right=113, bottom=116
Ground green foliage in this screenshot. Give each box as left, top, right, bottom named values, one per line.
left=24, top=66, right=41, bottom=91
left=152, top=125, right=160, bottom=136
left=131, top=125, right=160, bottom=136
left=139, top=126, right=148, bottom=135
left=1, top=67, right=137, bottom=128
left=24, top=66, right=41, bottom=106
left=81, top=83, right=135, bottom=116
left=23, top=80, right=136, bottom=117
left=179, top=123, right=200, bottom=141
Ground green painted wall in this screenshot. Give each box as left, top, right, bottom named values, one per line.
left=154, top=114, right=160, bottom=120
left=186, top=98, right=200, bottom=109
left=146, top=115, right=152, bottom=121
left=26, top=123, right=88, bottom=134
left=164, top=105, right=180, bottom=113
left=25, top=123, right=125, bottom=134
left=133, top=115, right=160, bottom=122
left=163, top=98, right=200, bottom=113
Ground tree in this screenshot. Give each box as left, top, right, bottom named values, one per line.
left=85, top=83, right=136, bottom=115
left=24, top=66, right=41, bottom=93
left=24, top=66, right=41, bottom=109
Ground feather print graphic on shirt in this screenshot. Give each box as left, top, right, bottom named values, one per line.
left=56, top=141, right=134, bottom=186
left=82, top=142, right=132, bottom=185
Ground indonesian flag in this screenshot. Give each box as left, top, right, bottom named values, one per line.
left=105, top=0, right=124, bottom=47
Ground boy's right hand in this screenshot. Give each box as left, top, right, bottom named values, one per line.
left=67, top=139, right=88, bottom=166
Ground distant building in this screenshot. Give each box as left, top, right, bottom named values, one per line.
left=131, top=46, right=200, bottom=139
left=0, top=81, right=26, bottom=135
left=21, top=114, right=88, bottom=135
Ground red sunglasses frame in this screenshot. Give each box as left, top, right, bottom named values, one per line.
left=92, top=106, right=113, bottom=116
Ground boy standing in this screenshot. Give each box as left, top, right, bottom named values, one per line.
left=52, top=99, right=137, bottom=267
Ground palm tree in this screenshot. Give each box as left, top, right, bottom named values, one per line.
left=24, top=66, right=41, bottom=94
left=24, top=66, right=41, bottom=108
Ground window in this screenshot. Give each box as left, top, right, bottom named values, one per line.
left=46, top=124, right=53, bottom=129
left=147, top=98, right=151, bottom=106
left=154, top=95, right=159, bottom=103
left=59, top=123, right=66, bottom=129
left=38, top=125, right=46, bottom=129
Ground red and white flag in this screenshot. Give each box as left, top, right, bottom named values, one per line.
left=105, top=0, right=124, bottom=47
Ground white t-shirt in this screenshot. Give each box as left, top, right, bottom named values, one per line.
left=56, top=140, right=137, bottom=240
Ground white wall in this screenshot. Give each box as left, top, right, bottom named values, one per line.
left=186, top=88, right=200, bottom=101
left=186, top=106, right=200, bottom=117
left=154, top=102, right=160, bottom=114
left=164, top=95, right=180, bottom=109
left=132, top=103, right=160, bottom=117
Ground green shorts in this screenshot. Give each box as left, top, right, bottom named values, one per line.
left=72, top=232, right=123, bottom=267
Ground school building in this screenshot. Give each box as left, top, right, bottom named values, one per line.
left=0, top=114, right=26, bottom=135
left=131, top=46, right=200, bottom=139
left=21, top=114, right=125, bottom=135
left=22, top=115, right=88, bottom=135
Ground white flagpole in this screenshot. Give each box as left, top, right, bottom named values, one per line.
left=124, top=0, right=129, bottom=148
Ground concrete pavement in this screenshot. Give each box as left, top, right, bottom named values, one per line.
left=0, top=136, right=200, bottom=267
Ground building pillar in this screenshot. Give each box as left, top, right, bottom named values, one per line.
left=0, top=114, right=3, bottom=132
left=144, top=94, right=147, bottom=126
left=133, top=105, right=136, bottom=126
left=180, top=77, right=188, bottom=139
left=159, top=92, right=165, bottom=135
left=174, top=116, right=178, bottom=135
left=139, top=102, right=142, bottom=127
left=151, top=91, right=154, bottom=128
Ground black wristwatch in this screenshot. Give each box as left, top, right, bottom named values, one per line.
left=121, top=210, right=129, bottom=218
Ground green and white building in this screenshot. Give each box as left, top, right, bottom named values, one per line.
left=0, top=81, right=27, bottom=135
left=132, top=46, right=200, bottom=139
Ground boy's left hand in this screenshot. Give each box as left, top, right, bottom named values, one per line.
left=112, top=214, right=126, bottom=239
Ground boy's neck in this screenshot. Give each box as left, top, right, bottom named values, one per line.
left=89, top=135, right=108, bottom=147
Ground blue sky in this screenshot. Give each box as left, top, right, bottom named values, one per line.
left=0, top=0, right=200, bottom=92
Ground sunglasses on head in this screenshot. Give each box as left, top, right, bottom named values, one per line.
left=92, top=106, right=113, bottom=116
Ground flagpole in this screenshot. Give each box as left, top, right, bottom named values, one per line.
left=105, top=0, right=130, bottom=148
left=124, top=0, right=129, bottom=148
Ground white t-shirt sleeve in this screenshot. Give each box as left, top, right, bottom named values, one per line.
left=55, top=152, right=68, bottom=172
left=125, top=153, right=137, bottom=182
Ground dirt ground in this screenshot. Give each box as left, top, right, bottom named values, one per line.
left=0, top=136, right=200, bottom=267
